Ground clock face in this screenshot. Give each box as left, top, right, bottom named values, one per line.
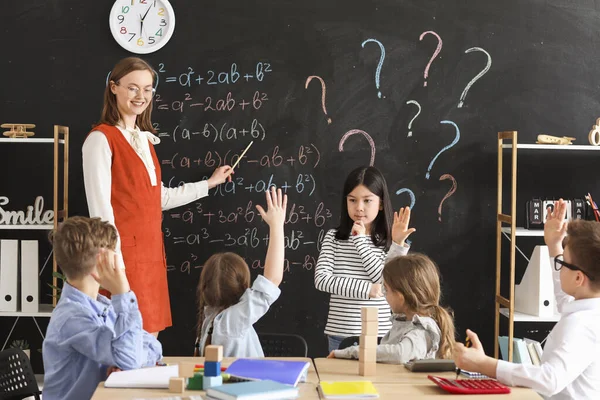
left=109, top=0, right=175, bottom=54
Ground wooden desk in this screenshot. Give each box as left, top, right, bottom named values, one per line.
left=314, top=358, right=456, bottom=384
left=373, top=383, right=542, bottom=399
left=92, top=357, right=319, bottom=399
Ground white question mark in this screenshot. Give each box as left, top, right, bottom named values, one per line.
left=361, top=39, right=386, bottom=98
left=426, top=120, right=460, bottom=180
left=458, top=47, right=492, bottom=108
left=406, top=100, right=421, bottom=137
left=419, top=31, right=442, bottom=87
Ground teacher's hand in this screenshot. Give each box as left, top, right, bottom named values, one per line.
left=207, top=165, right=234, bottom=188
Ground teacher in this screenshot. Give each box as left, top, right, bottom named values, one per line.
left=82, top=57, right=232, bottom=336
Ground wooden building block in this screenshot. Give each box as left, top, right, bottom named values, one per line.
left=203, top=375, right=223, bottom=389
left=359, top=361, right=376, bottom=376
left=179, top=362, right=196, bottom=378
left=361, top=319, right=378, bottom=336
left=203, top=361, right=221, bottom=377
left=169, top=377, right=185, bottom=393
left=359, top=347, right=377, bottom=363
left=359, top=335, right=378, bottom=349
left=205, top=345, right=223, bottom=362
left=361, top=307, right=378, bottom=322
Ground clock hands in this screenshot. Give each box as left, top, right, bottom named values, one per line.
left=139, top=6, right=152, bottom=38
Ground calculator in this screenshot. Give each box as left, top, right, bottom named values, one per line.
left=428, top=375, right=511, bottom=394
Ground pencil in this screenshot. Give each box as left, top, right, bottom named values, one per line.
left=456, top=337, right=471, bottom=379
left=231, top=140, right=254, bottom=170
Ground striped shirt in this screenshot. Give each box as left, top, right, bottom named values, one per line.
left=314, top=229, right=408, bottom=337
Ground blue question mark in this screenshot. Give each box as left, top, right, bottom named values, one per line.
left=426, top=120, right=460, bottom=179
left=395, top=188, right=416, bottom=209
left=361, top=39, right=386, bottom=98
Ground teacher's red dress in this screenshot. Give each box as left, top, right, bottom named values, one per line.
left=94, top=124, right=171, bottom=332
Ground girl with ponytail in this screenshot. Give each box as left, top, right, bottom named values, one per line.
left=330, top=251, right=455, bottom=363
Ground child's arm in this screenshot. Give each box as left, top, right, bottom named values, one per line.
left=210, top=188, right=286, bottom=338
left=255, top=186, right=287, bottom=286
left=455, top=328, right=597, bottom=397
left=350, top=207, right=415, bottom=283
left=142, top=331, right=163, bottom=366
left=314, top=230, right=382, bottom=299
left=331, top=330, right=429, bottom=363
left=58, top=250, right=147, bottom=370
left=544, top=199, right=574, bottom=310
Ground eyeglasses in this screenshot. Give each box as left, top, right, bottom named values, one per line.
left=115, top=82, right=156, bottom=99
left=554, top=255, right=595, bottom=280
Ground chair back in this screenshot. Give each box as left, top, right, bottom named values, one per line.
left=258, top=333, right=308, bottom=357
left=0, top=348, right=41, bottom=400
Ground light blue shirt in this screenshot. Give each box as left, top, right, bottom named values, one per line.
left=198, top=275, right=281, bottom=358
left=42, top=283, right=162, bottom=400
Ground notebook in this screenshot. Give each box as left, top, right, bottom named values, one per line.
left=224, top=359, right=309, bottom=387
left=105, top=365, right=179, bottom=388
left=319, top=381, right=379, bottom=399
left=205, top=380, right=299, bottom=400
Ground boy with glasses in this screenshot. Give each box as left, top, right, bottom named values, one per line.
left=454, top=199, right=600, bottom=400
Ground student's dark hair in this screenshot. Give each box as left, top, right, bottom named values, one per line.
left=195, top=252, right=251, bottom=351
left=335, top=166, right=393, bottom=250
left=49, top=216, right=117, bottom=280
left=383, top=253, right=456, bottom=359
left=96, top=57, right=157, bottom=133
left=563, top=219, right=600, bottom=290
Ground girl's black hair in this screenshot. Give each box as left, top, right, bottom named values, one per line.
left=335, top=166, right=393, bottom=250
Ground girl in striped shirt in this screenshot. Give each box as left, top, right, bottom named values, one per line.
left=314, top=166, right=415, bottom=352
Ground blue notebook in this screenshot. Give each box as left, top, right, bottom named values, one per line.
left=206, top=380, right=299, bottom=400
left=224, top=359, right=309, bottom=387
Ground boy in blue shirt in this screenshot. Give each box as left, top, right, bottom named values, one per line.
left=42, top=216, right=162, bottom=400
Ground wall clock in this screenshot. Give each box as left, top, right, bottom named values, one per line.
left=109, top=0, right=175, bottom=54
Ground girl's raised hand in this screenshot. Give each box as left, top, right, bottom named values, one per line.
left=256, top=186, right=288, bottom=227
left=392, top=207, right=416, bottom=245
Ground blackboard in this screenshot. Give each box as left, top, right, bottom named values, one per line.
left=3, top=0, right=600, bottom=371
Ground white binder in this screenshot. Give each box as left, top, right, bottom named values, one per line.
left=0, top=240, right=19, bottom=311
left=20, top=240, right=39, bottom=313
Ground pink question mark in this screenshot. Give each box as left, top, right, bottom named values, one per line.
left=419, top=31, right=442, bottom=87
left=438, top=174, right=457, bottom=222
left=339, top=129, right=376, bottom=166
left=305, top=76, right=332, bottom=124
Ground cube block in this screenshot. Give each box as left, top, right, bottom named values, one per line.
left=359, top=335, right=378, bottom=349
left=204, top=361, right=221, bottom=377
left=205, top=345, right=223, bottom=362
left=359, top=361, right=376, bottom=376
left=361, top=319, right=378, bottom=335
left=361, top=307, right=378, bottom=322
left=187, top=374, right=204, bottom=390
left=203, top=375, right=223, bottom=389
left=169, top=377, right=185, bottom=393
left=359, top=347, right=376, bottom=363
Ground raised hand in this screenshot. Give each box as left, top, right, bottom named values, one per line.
left=256, top=186, right=287, bottom=227
left=392, top=207, right=416, bottom=245
left=544, top=199, right=568, bottom=256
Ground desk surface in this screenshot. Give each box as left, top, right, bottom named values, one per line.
left=92, top=357, right=542, bottom=399
left=314, top=357, right=456, bottom=384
